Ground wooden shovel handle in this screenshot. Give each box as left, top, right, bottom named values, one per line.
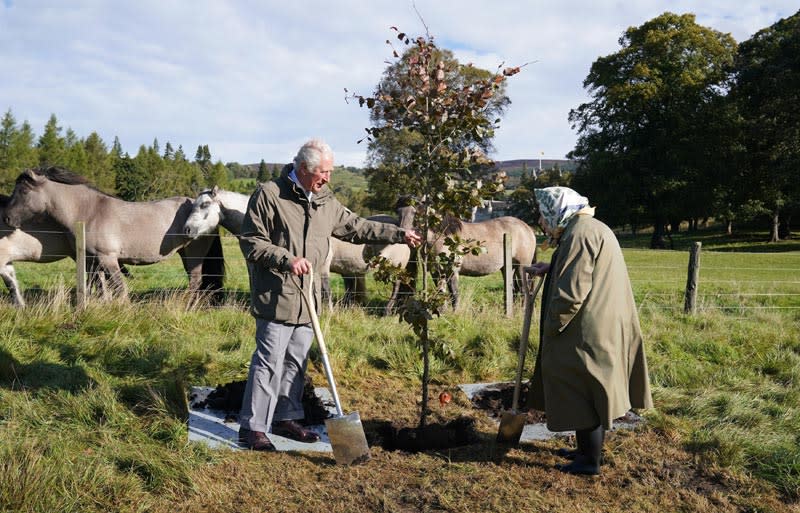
left=510, top=274, right=545, bottom=412
left=294, top=266, right=345, bottom=417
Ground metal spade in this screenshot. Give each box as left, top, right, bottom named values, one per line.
left=497, top=273, right=545, bottom=444
left=296, top=266, right=371, bottom=465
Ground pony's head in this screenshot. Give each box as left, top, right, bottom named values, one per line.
left=184, top=186, right=221, bottom=238
left=3, top=168, right=57, bottom=228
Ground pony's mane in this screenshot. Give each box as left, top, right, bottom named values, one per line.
left=32, top=166, right=91, bottom=186
left=441, top=215, right=463, bottom=235
left=0, top=194, right=9, bottom=208
left=24, top=166, right=115, bottom=197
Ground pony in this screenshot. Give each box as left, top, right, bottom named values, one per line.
left=0, top=194, right=74, bottom=306
left=326, top=216, right=412, bottom=313
left=3, top=167, right=224, bottom=301
left=183, top=186, right=411, bottom=313
left=396, top=202, right=537, bottom=309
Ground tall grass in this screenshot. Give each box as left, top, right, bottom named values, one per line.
left=0, top=233, right=799, bottom=510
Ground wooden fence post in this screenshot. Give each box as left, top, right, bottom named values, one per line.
left=75, top=221, right=87, bottom=308
left=684, top=241, right=701, bottom=314
left=503, top=233, right=512, bottom=317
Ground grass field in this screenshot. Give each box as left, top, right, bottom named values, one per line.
left=1, top=228, right=799, bottom=512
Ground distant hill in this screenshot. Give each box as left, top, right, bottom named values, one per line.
left=229, top=159, right=577, bottom=190
left=496, top=159, right=578, bottom=173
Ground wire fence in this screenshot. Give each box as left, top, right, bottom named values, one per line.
left=4, top=229, right=800, bottom=314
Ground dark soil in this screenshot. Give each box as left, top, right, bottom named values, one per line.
left=470, top=382, right=644, bottom=426
left=367, top=416, right=480, bottom=453
left=189, top=375, right=330, bottom=426
left=469, top=382, right=547, bottom=424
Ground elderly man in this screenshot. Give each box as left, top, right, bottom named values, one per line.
left=237, top=139, right=421, bottom=451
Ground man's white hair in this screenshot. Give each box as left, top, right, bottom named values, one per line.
left=294, top=139, right=333, bottom=172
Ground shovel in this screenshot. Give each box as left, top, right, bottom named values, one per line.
left=295, top=266, right=371, bottom=465
left=496, top=272, right=545, bottom=444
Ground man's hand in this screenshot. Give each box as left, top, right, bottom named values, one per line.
left=289, top=257, right=312, bottom=276
left=404, top=229, right=423, bottom=248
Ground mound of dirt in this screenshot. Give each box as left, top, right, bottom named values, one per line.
left=369, top=416, right=480, bottom=452
left=469, top=382, right=644, bottom=427
left=469, top=382, right=546, bottom=424
left=189, top=375, right=330, bottom=426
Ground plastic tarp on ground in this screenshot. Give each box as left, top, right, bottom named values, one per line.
left=188, top=386, right=336, bottom=453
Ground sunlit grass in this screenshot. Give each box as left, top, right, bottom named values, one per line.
left=0, top=233, right=799, bottom=509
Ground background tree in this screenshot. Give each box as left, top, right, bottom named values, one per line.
left=63, top=128, right=88, bottom=176
left=83, top=132, right=113, bottom=191
left=349, top=26, right=520, bottom=428
left=37, top=114, right=66, bottom=168
left=163, top=141, right=175, bottom=160
left=568, top=12, right=737, bottom=247
left=257, top=159, right=269, bottom=182
left=0, top=110, right=37, bottom=189
left=362, top=41, right=511, bottom=212
left=206, top=161, right=230, bottom=189
left=733, top=9, right=800, bottom=241
left=113, top=153, right=142, bottom=200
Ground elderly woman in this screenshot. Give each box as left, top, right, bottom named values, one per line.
left=527, top=186, right=652, bottom=475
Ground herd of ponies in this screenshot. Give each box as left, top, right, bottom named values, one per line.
left=0, top=167, right=536, bottom=309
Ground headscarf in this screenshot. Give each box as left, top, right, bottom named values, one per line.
left=534, top=186, right=594, bottom=247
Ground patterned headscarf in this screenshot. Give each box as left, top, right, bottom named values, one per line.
left=534, top=187, right=593, bottom=246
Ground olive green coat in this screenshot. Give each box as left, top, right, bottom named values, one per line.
left=239, top=166, right=407, bottom=324
left=528, top=214, right=652, bottom=431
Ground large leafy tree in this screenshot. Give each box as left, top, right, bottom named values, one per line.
left=734, top=10, right=800, bottom=241
left=568, top=12, right=737, bottom=247
left=349, top=27, right=520, bottom=427
left=363, top=41, right=511, bottom=212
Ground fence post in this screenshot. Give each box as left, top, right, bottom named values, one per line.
left=684, top=241, right=701, bottom=314
left=503, top=232, right=512, bottom=317
left=75, top=221, right=87, bottom=308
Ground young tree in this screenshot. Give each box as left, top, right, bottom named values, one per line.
left=363, top=41, right=511, bottom=211
left=349, top=27, right=521, bottom=428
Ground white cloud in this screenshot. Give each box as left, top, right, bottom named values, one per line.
left=1, top=0, right=796, bottom=168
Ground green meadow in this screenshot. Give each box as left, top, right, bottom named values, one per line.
left=1, top=232, right=799, bottom=512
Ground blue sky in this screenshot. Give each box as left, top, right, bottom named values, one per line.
left=1, top=1, right=796, bottom=167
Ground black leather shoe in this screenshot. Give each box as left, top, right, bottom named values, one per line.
left=272, top=419, right=320, bottom=443
left=241, top=429, right=276, bottom=452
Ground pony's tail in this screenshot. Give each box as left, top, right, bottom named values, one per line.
left=201, top=232, right=225, bottom=304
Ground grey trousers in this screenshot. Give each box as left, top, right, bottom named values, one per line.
left=239, top=319, right=313, bottom=433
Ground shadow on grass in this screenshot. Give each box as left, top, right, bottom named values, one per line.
left=0, top=348, right=93, bottom=392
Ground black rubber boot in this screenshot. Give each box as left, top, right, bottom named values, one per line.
left=556, top=425, right=604, bottom=475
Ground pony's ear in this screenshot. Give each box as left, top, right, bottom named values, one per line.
left=212, top=185, right=220, bottom=195
left=20, top=169, right=44, bottom=185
